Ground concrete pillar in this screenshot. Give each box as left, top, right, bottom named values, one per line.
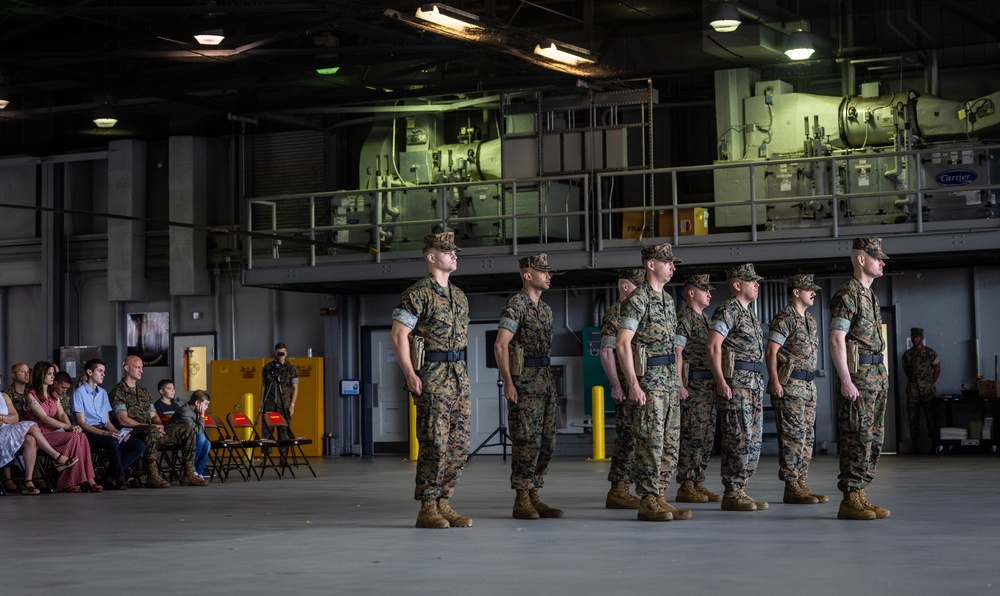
left=107, top=139, right=148, bottom=302
left=169, top=136, right=210, bottom=295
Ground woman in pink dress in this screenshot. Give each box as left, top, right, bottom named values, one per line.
left=24, top=361, right=102, bottom=493
left=1, top=391, right=79, bottom=495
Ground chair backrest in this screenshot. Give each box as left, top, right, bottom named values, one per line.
left=227, top=412, right=254, bottom=430
left=204, top=412, right=228, bottom=439
left=263, top=411, right=289, bottom=429
left=159, top=413, right=173, bottom=426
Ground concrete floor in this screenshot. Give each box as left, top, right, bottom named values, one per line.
left=3, top=453, right=997, bottom=595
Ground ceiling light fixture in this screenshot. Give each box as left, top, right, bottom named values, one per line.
left=533, top=40, right=596, bottom=66
left=709, top=2, right=742, bottom=33
left=93, top=103, right=118, bottom=128
left=0, top=86, right=8, bottom=110
left=414, top=4, right=483, bottom=31
left=194, top=29, right=225, bottom=45
left=784, top=28, right=815, bottom=60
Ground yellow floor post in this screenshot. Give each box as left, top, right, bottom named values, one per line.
left=408, top=392, right=419, bottom=461
left=242, top=392, right=255, bottom=460
left=591, top=386, right=607, bottom=461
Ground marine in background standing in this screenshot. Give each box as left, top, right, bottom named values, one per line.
left=902, top=327, right=941, bottom=455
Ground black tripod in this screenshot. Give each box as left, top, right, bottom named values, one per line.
left=469, top=330, right=512, bottom=461
left=259, top=364, right=283, bottom=434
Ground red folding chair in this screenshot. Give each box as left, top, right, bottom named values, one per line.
left=226, top=412, right=281, bottom=480
left=262, top=411, right=316, bottom=479
left=204, top=412, right=251, bottom=482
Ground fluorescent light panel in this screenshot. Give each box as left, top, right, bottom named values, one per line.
left=415, top=4, right=483, bottom=31
left=533, top=40, right=595, bottom=66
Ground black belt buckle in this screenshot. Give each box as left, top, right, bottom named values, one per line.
left=424, top=349, right=466, bottom=362
left=858, top=353, right=883, bottom=365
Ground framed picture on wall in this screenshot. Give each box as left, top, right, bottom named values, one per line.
left=170, top=333, right=218, bottom=403
left=127, top=312, right=170, bottom=367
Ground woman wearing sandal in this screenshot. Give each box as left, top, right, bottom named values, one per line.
left=24, top=361, right=102, bottom=493
left=1, top=388, right=79, bottom=495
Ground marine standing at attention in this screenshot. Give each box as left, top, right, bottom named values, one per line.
left=830, top=237, right=892, bottom=521
left=391, top=232, right=473, bottom=529
left=616, top=243, right=691, bottom=522
left=494, top=254, right=563, bottom=521
left=706, top=263, right=768, bottom=512
left=599, top=268, right=646, bottom=510
left=765, top=274, right=828, bottom=505
left=674, top=274, right=722, bottom=504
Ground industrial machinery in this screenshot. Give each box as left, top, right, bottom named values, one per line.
left=714, top=68, right=1000, bottom=230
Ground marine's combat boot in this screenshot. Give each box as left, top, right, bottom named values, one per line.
left=858, top=489, right=891, bottom=519
left=783, top=480, right=819, bottom=504
left=798, top=478, right=828, bottom=503
left=529, top=488, right=564, bottom=518
left=513, top=490, right=539, bottom=520
left=744, top=489, right=769, bottom=510
left=837, top=491, right=877, bottom=520
left=721, top=487, right=757, bottom=511
left=637, top=494, right=672, bottom=522
left=605, top=482, right=641, bottom=509
left=180, top=462, right=209, bottom=486
left=694, top=481, right=722, bottom=502
left=437, top=497, right=473, bottom=527
left=144, top=461, right=171, bottom=489
left=656, top=492, right=692, bottom=520
left=416, top=500, right=451, bottom=528
left=675, top=480, right=708, bottom=503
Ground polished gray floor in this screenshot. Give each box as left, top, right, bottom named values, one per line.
left=3, top=453, right=997, bottom=594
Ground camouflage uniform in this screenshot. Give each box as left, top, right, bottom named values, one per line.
left=768, top=302, right=819, bottom=482
left=711, top=295, right=765, bottom=491
left=2, top=387, right=27, bottom=417
left=600, top=299, right=636, bottom=485
left=393, top=274, right=471, bottom=502
left=902, top=338, right=940, bottom=444
left=676, top=304, right=717, bottom=486
left=620, top=281, right=680, bottom=497
left=831, top=276, right=888, bottom=493
left=109, top=380, right=198, bottom=467
left=261, top=359, right=299, bottom=441
left=500, top=290, right=557, bottom=491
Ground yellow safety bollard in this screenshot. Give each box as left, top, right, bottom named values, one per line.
left=242, top=392, right=255, bottom=460
left=590, top=386, right=608, bottom=461
left=408, top=393, right=419, bottom=462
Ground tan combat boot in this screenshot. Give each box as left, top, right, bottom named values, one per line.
left=416, top=500, right=450, bottom=528
left=837, top=491, right=877, bottom=520
left=694, top=481, right=722, bottom=502
left=744, top=489, right=769, bottom=510
left=858, top=489, right=891, bottom=519
left=513, top=489, right=539, bottom=520
left=437, top=498, right=473, bottom=527
left=783, top=480, right=819, bottom=504
left=637, top=493, right=672, bottom=521
left=144, top=461, right=171, bottom=489
left=675, top=480, right=708, bottom=503
left=656, top=492, right=692, bottom=520
left=721, top=487, right=756, bottom=511
left=798, top=478, right=829, bottom=503
left=180, top=462, right=209, bottom=486
left=606, top=482, right=641, bottom=509
left=529, top=488, right=564, bottom=518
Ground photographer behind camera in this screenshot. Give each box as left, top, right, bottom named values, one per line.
left=260, top=343, right=298, bottom=442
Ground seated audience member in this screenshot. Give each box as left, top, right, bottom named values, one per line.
left=1, top=390, right=79, bottom=495
left=24, top=361, right=102, bottom=493
left=110, top=356, right=207, bottom=488
left=73, top=359, right=146, bottom=490
left=154, top=379, right=179, bottom=417
left=53, top=370, right=74, bottom=420
left=2, top=363, right=31, bottom=493
left=171, top=390, right=212, bottom=480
